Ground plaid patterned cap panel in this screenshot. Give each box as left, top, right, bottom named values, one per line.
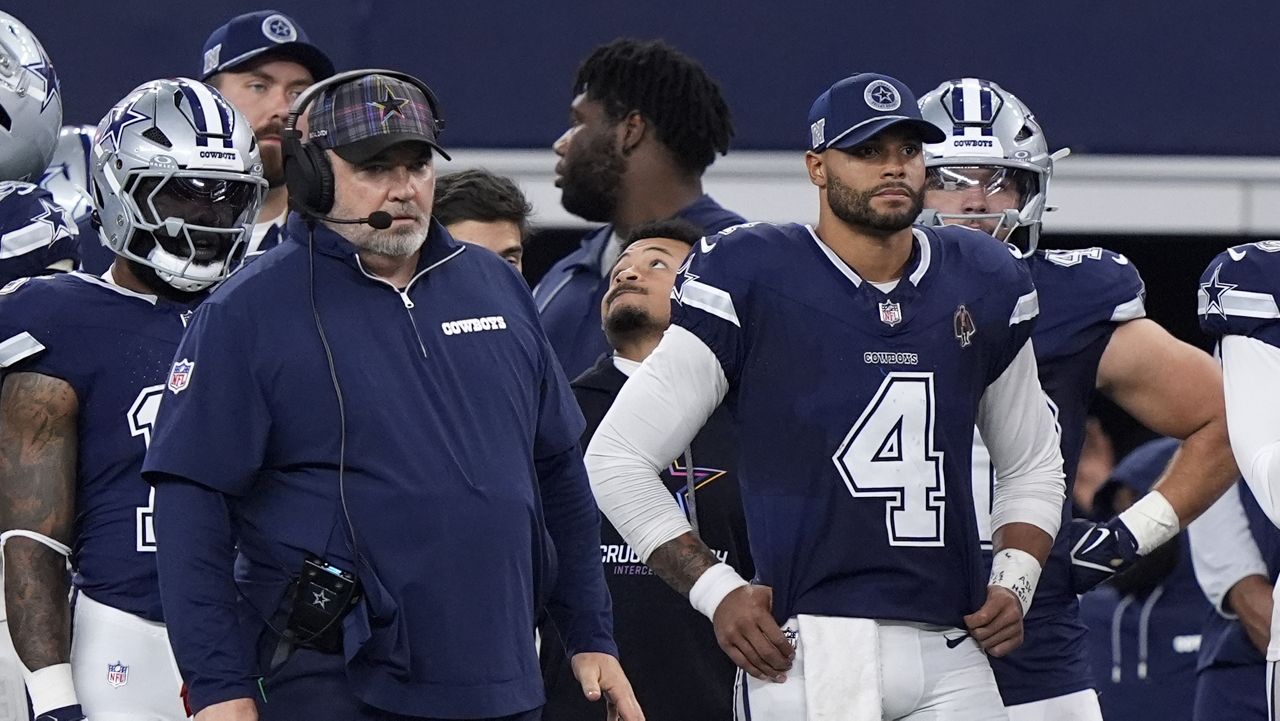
left=309, top=75, right=438, bottom=148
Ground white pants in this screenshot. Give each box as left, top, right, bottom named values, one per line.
left=0, top=587, right=29, bottom=721
left=734, top=618, right=1007, bottom=721
left=71, top=593, right=186, bottom=721
left=1005, top=689, right=1102, bottom=721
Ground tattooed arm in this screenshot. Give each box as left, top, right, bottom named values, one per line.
left=0, top=372, right=78, bottom=674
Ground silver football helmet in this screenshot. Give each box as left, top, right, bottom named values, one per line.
left=38, top=124, right=96, bottom=220
left=0, top=12, right=63, bottom=182
left=91, top=78, right=267, bottom=292
left=917, top=78, right=1066, bottom=256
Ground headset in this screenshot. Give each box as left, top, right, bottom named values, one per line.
left=281, top=68, right=446, bottom=216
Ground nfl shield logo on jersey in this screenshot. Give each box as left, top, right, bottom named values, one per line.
left=106, top=661, right=128, bottom=688
left=168, top=359, right=195, bottom=394
left=878, top=300, right=902, bottom=327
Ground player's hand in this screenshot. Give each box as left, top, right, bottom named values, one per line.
left=964, top=585, right=1024, bottom=657
left=712, top=584, right=794, bottom=683
left=35, top=705, right=86, bottom=721
left=1067, top=517, right=1141, bottom=594
left=570, top=652, right=645, bottom=721
left=193, top=698, right=258, bottom=721
left=1227, top=574, right=1274, bottom=654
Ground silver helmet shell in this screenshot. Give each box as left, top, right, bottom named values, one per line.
left=917, top=78, right=1059, bottom=255
left=91, top=78, right=267, bottom=292
left=0, top=12, right=63, bottom=182
left=39, top=124, right=95, bottom=220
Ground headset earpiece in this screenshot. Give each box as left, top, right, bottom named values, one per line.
left=282, top=124, right=337, bottom=214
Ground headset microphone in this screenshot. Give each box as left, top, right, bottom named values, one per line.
left=310, top=210, right=393, bottom=230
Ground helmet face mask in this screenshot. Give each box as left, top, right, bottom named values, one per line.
left=0, top=12, right=63, bottom=181
left=917, top=78, right=1059, bottom=256
left=92, top=78, right=267, bottom=293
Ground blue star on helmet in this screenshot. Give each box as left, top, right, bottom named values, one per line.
left=371, top=87, right=409, bottom=123
left=1199, top=264, right=1236, bottom=319
left=98, top=105, right=151, bottom=154
left=32, top=198, right=75, bottom=243
left=872, top=86, right=897, bottom=106
left=23, top=52, right=60, bottom=113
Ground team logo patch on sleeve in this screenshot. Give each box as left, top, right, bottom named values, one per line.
left=168, top=359, right=195, bottom=394
left=954, top=305, right=977, bottom=347
left=107, top=661, right=129, bottom=688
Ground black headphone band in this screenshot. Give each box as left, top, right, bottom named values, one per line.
left=283, top=67, right=446, bottom=141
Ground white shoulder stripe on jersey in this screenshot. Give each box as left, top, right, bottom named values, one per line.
left=1197, top=288, right=1280, bottom=319
left=678, top=279, right=741, bottom=327
left=1111, top=295, right=1147, bottom=322
left=0, top=221, right=51, bottom=260
left=1009, top=289, right=1039, bottom=325
left=0, top=332, right=46, bottom=368
left=807, top=224, right=862, bottom=287
left=908, top=228, right=932, bottom=286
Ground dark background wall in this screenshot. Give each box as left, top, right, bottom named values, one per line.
left=21, top=1, right=1280, bottom=155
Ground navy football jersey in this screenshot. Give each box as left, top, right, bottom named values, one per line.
left=0, top=181, right=78, bottom=285
left=973, top=246, right=1146, bottom=704
left=671, top=221, right=1038, bottom=628
left=1199, top=240, right=1280, bottom=346
left=0, top=272, right=197, bottom=621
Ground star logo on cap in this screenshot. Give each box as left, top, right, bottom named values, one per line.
left=371, top=87, right=409, bottom=124
left=863, top=79, right=902, bottom=112
left=1199, top=264, right=1236, bottom=319
left=23, top=52, right=60, bottom=113
left=261, top=14, right=298, bottom=43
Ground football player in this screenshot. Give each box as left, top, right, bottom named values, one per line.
left=1197, top=238, right=1280, bottom=716
left=587, top=72, right=1066, bottom=719
left=0, top=11, right=78, bottom=286
left=0, top=78, right=266, bottom=721
left=918, top=77, right=1239, bottom=720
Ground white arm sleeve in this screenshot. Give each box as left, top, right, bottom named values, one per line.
left=980, top=339, right=1067, bottom=539
left=586, top=325, right=729, bottom=562
left=1221, top=334, right=1280, bottom=529
left=1189, top=486, right=1267, bottom=618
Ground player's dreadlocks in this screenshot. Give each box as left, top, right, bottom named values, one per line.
left=574, top=38, right=734, bottom=176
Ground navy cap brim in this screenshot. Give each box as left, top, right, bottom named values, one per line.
left=331, top=133, right=452, bottom=165
left=203, top=42, right=335, bottom=82
left=825, top=117, right=946, bottom=151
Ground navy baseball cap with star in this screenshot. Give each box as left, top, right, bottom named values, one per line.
left=807, top=73, right=945, bottom=152
left=308, top=74, right=451, bottom=164
left=200, top=10, right=334, bottom=82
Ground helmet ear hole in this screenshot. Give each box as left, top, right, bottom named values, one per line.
left=1015, top=124, right=1033, bottom=142
left=0, top=105, right=10, bottom=131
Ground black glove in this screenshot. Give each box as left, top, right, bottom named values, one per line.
left=1067, top=517, right=1141, bottom=594
left=36, top=705, right=86, bottom=721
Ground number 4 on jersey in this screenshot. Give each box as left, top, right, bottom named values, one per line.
left=833, top=372, right=946, bottom=547
left=127, top=384, right=165, bottom=552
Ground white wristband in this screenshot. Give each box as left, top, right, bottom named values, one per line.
left=989, top=548, right=1042, bottom=616
left=689, top=562, right=749, bottom=621
left=24, top=663, right=78, bottom=715
left=1119, top=490, right=1180, bottom=555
